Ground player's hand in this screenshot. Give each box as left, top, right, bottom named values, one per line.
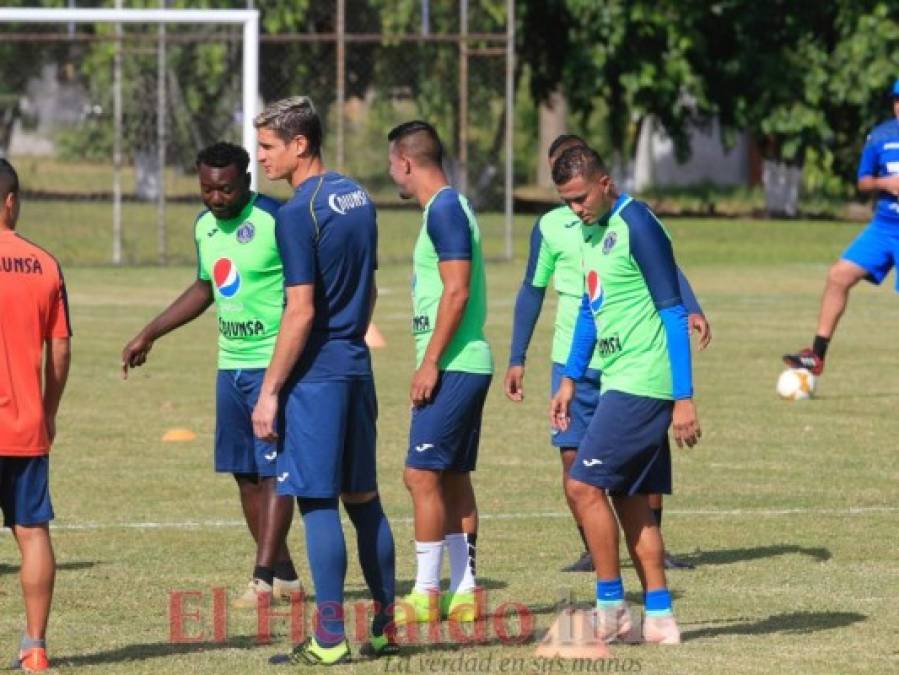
left=121, top=332, right=154, bottom=379
left=504, top=365, right=525, bottom=402
left=672, top=399, right=701, bottom=448
left=410, top=360, right=439, bottom=407
left=549, top=377, right=575, bottom=432
left=688, top=313, right=712, bottom=351
left=879, top=175, right=899, bottom=196
left=252, top=391, right=279, bottom=443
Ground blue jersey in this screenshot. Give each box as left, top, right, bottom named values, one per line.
left=275, top=171, right=377, bottom=381
left=857, top=118, right=899, bottom=225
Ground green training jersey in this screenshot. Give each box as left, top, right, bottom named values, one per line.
left=411, top=187, right=493, bottom=374
left=579, top=195, right=673, bottom=399
left=194, top=192, right=283, bottom=370
left=526, top=205, right=602, bottom=369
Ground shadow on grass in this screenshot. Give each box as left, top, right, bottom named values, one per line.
left=652, top=544, right=832, bottom=567
left=56, top=636, right=259, bottom=668
left=0, top=560, right=97, bottom=575
left=682, top=611, right=865, bottom=640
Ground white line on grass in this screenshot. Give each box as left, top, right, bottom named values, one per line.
left=2, top=505, right=897, bottom=534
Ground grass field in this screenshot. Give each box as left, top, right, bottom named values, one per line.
left=2, top=211, right=899, bottom=674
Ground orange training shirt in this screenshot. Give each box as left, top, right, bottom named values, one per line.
left=0, top=230, right=71, bottom=456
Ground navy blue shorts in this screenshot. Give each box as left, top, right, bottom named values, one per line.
left=842, top=221, right=899, bottom=290
left=215, top=369, right=278, bottom=478
left=550, top=362, right=601, bottom=449
left=276, top=378, right=379, bottom=498
left=569, top=390, right=673, bottom=496
left=406, top=371, right=492, bottom=472
left=0, top=456, right=54, bottom=527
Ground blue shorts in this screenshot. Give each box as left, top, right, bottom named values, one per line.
left=841, top=221, right=899, bottom=290
left=550, top=363, right=601, bottom=449
left=0, top=456, right=54, bottom=528
left=569, top=390, right=673, bottom=496
left=407, top=371, right=492, bottom=472
left=215, top=369, right=278, bottom=478
left=276, top=378, right=378, bottom=498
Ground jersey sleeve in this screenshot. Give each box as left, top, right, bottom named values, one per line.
left=563, top=293, right=597, bottom=380
left=426, top=194, right=472, bottom=261
left=276, top=202, right=318, bottom=286
left=625, top=201, right=693, bottom=399
left=194, top=210, right=210, bottom=281
left=523, top=217, right=556, bottom=288
left=857, top=133, right=878, bottom=179
left=676, top=267, right=702, bottom=315
left=46, top=263, right=72, bottom=339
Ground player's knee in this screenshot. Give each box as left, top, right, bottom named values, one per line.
left=233, top=472, right=259, bottom=489
left=564, top=477, right=591, bottom=505
left=827, top=261, right=864, bottom=288
left=403, top=467, right=437, bottom=494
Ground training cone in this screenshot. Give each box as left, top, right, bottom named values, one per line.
left=364, top=322, right=387, bottom=348
left=162, top=428, right=196, bottom=442
left=535, top=609, right=612, bottom=659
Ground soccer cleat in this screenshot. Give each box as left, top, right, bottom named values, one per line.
left=440, top=589, right=479, bottom=622
left=232, top=578, right=275, bottom=609
left=358, top=633, right=400, bottom=659
left=273, top=577, right=304, bottom=602
left=561, top=550, right=595, bottom=572
left=286, top=637, right=351, bottom=666
left=13, top=647, right=50, bottom=672
left=664, top=553, right=695, bottom=570
left=782, top=348, right=824, bottom=376
left=393, top=590, right=440, bottom=625
left=643, top=614, right=681, bottom=644
left=593, top=603, right=636, bottom=643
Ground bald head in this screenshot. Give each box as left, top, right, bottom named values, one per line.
left=387, top=120, right=444, bottom=168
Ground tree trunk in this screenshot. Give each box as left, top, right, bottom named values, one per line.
left=762, top=159, right=802, bottom=217
left=537, top=89, right=567, bottom=188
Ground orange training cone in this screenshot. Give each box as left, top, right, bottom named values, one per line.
left=162, top=428, right=196, bottom=442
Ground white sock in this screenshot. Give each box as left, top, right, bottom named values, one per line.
left=413, top=540, right=444, bottom=593
left=446, top=532, right=476, bottom=593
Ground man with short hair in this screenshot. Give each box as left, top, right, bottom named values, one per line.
left=550, top=145, right=701, bottom=645
left=784, top=78, right=899, bottom=376
left=506, top=134, right=708, bottom=572
left=121, top=142, right=301, bottom=608
left=252, top=96, right=397, bottom=665
left=0, top=158, right=72, bottom=672
left=386, top=120, right=493, bottom=625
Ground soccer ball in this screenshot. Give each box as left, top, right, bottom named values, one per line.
left=776, top=368, right=816, bottom=400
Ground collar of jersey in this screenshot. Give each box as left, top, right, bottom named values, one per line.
left=594, top=192, right=631, bottom=227
left=214, top=192, right=258, bottom=230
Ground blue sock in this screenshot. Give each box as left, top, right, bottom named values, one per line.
left=298, top=497, right=347, bottom=647
left=645, top=588, right=673, bottom=617
left=596, top=577, right=625, bottom=608
left=344, top=497, right=396, bottom=637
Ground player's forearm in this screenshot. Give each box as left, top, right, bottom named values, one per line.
left=260, top=305, right=315, bottom=396
left=509, top=283, right=546, bottom=366
left=141, top=281, right=213, bottom=341
left=43, top=338, right=71, bottom=417
left=422, top=286, right=469, bottom=366
left=857, top=176, right=897, bottom=195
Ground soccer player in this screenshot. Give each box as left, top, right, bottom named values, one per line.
left=121, top=142, right=301, bottom=608
left=385, top=120, right=493, bottom=625
left=0, top=159, right=71, bottom=672
left=506, top=134, right=709, bottom=572
left=550, top=146, right=701, bottom=645
left=784, top=78, right=899, bottom=375
left=251, top=96, right=396, bottom=665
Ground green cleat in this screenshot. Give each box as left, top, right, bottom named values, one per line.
left=358, top=633, right=400, bottom=659
left=393, top=590, right=440, bottom=625
left=440, top=589, right=479, bottom=622
left=286, top=637, right=351, bottom=666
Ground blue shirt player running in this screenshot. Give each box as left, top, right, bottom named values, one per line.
left=251, top=96, right=397, bottom=666
left=549, top=145, right=701, bottom=646
left=506, top=134, right=709, bottom=573
left=784, top=78, right=899, bottom=377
